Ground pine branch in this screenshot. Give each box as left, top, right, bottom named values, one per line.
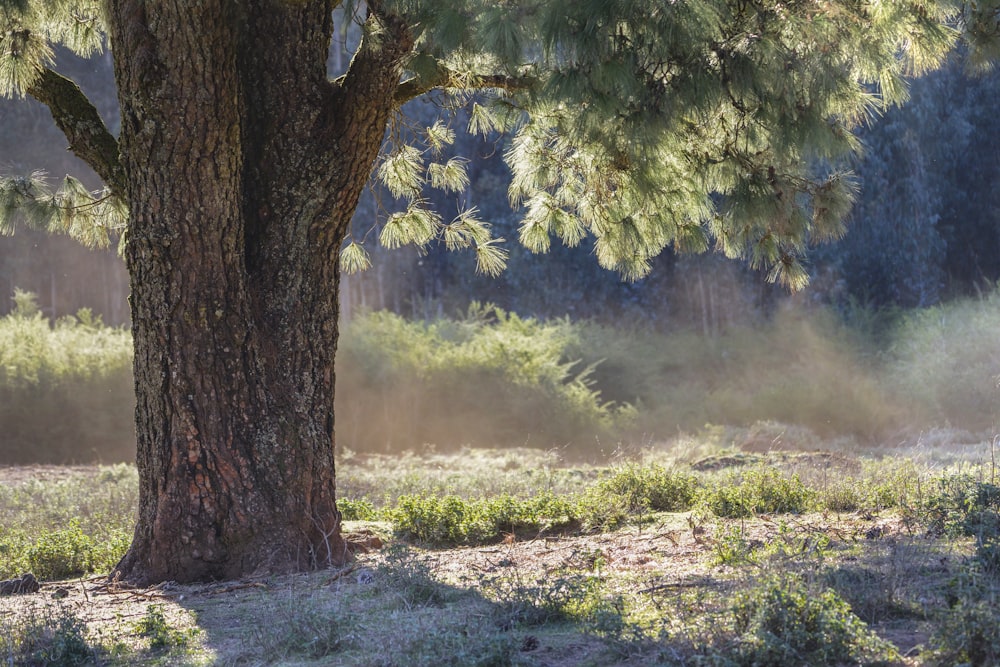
left=393, top=60, right=536, bottom=105
left=26, top=67, right=124, bottom=193
left=334, top=1, right=414, bottom=105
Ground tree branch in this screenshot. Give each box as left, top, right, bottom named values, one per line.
left=27, top=68, right=125, bottom=193
left=393, top=61, right=537, bottom=106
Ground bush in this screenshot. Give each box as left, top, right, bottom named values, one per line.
left=25, top=519, right=129, bottom=581
left=700, top=468, right=813, bottom=518
left=0, top=607, right=95, bottom=666
left=931, top=600, right=1000, bottom=666
left=730, top=575, right=899, bottom=666
left=924, top=475, right=1000, bottom=571
left=389, top=492, right=577, bottom=546
left=578, top=464, right=699, bottom=529
left=0, top=291, right=134, bottom=463
left=335, top=304, right=632, bottom=454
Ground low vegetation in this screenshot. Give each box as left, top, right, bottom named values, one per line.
left=5, top=290, right=1000, bottom=463
left=2, top=442, right=999, bottom=665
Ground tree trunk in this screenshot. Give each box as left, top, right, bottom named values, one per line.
left=105, top=0, right=412, bottom=584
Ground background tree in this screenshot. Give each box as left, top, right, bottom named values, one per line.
left=0, top=0, right=991, bottom=584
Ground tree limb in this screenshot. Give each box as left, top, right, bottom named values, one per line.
left=393, top=64, right=537, bottom=106
left=27, top=68, right=125, bottom=193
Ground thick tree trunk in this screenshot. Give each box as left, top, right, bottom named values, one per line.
left=104, top=0, right=412, bottom=584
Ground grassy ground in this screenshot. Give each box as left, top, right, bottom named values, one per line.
left=2, top=431, right=1000, bottom=666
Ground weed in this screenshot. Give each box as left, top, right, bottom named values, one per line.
left=712, top=525, right=759, bottom=566
left=134, top=604, right=197, bottom=651
left=386, top=625, right=516, bottom=667
left=372, top=545, right=451, bottom=608
left=245, top=595, right=348, bottom=661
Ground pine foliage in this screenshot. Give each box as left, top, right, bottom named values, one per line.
left=5, top=0, right=996, bottom=286
left=0, top=171, right=126, bottom=249
left=369, top=0, right=974, bottom=286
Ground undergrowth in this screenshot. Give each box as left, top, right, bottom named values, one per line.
left=2, top=449, right=1000, bottom=666
left=9, top=288, right=1000, bottom=462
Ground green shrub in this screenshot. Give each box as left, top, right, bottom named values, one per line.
left=924, top=475, right=1000, bottom=571
left=338, top=497, right=377, bottom=521
left=712, top=525, right=759, bottom=566
left=0, top=607, right=95, bottom=666
left=578, top=464, right=699, bottom=529
left=389, top=492, right=577, bottom=546
left=931, top=600, right=1000, bottom=666
left=134, top=604, right=197, bottom=651
left=25, top=519, right=129, bottom=581
left=700, top=468, right=813, bottom=518
left=730, top=575, right=899, bottom=666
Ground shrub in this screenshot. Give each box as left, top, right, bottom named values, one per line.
left=924, top=475, right=1000, bottom=571
left=335, top=304, right=631, bottom=454
left=389, top=492, right=578, bottom=546
left=700, top=468, right=813, bottom=518
left=25, top=520, right=129, bottom=581
left=0, top=607, right=95, bottom=666
left=730, top=575, right=899, bottom=666
left=931, top=600, right=1000, bottom=666
left=338, top=497, right=377, bottom=521
left=578, top=464, right=699, bottom=529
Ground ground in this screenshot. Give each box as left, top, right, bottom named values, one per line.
left=0, top=440, right=994, bottom=666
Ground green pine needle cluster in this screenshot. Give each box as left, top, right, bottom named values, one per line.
left=0, top=172, right=126, bottom=250
left=0, top=0, right=104, bottom=97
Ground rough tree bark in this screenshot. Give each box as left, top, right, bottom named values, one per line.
left=46, top=0, right=417, bottom=584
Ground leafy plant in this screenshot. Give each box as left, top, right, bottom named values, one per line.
left=134, top=604, right=197, bottom=651
left=0, top=607, right=95, bottom=666
left=700, top=468, right=813, bottom=518
left=389, top=492, right=577, bottom=546
left=730, top=575, right=899, bottom=666
left=930, top=600, right=1000, bottom=666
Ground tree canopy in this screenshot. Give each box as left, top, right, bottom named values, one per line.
left=3, top=0, right=997, bottom=288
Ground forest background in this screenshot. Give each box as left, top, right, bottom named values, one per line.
left=3, top=37, right=1000, bottom=463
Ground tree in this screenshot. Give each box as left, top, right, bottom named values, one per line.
left=0, top=0, right=993, bottom=583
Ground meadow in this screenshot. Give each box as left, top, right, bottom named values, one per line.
left=2, top=290, right=1000, bottom=664
left=2, top=442, right=1000, bottom=666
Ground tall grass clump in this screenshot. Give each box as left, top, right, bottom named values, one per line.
left=335, top=303, right=633, bottom=453
left=0, top=290, right=134, bottom=463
